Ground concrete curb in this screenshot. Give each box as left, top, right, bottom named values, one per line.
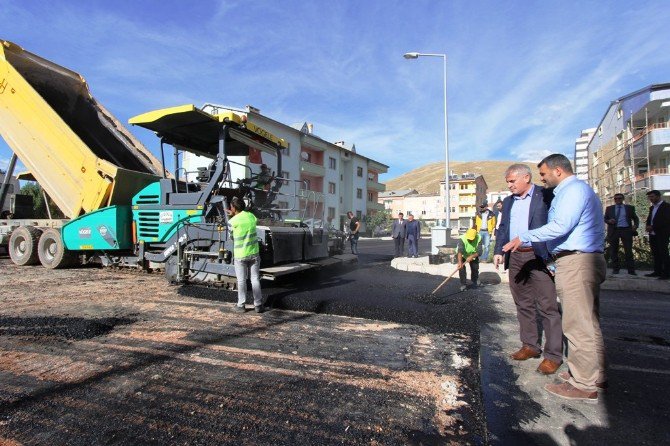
left=392, top=256, right=670, bottom=293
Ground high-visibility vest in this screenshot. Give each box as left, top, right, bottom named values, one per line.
left=229, top=211, right=259, bottom=259
left=460, top=234, right=481, bottom=256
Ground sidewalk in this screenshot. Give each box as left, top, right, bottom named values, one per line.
left=392, top=255, right=670, bottom=445
left=392, top=256, right=670, bottom=292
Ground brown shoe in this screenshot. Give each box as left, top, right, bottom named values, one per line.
left=558, top=371, right=609, bottom=389
left=536, top=358, right=562, bottom=375
left=510, top=346, right=541, bottom=361
left=544, top=382, right=597, bottom=402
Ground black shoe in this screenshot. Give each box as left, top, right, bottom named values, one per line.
left=612, top=270, right=620, bottom=274
left=233, top=305, right=247, bottom=313
left=645, top=272, right=660, bottom=277
left=255, top=305, right=266, bottom=313
left=628, top=271, right=636, bottom=275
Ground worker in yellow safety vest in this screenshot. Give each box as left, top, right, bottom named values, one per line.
left=228, top=197, right=266, bottom=313
left=457, top=228, right=483, bottom=292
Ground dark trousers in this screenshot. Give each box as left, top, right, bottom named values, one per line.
left=394, top=236, right=405, bottom=257
left=407, top=235, right=418, bottom=257
left=508, top=251, right=563, bottom=363
left=650, top=234, right=670, bottom=277
left=609, top=227, right=635, bottom=272
left=459, top=259, right=479, bottom=285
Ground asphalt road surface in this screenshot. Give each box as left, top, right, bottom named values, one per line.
left=0, top=237, right=494, bottom=445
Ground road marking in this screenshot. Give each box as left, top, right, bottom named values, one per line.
left=609, top=364, right=670, bottom=375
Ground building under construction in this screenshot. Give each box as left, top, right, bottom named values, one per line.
left=582, top=83, right=670, bottom=207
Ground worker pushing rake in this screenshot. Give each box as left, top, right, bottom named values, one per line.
left=432, top=228, right=482, bottom=294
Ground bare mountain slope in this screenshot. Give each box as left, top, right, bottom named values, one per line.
left=384, top=161, right=538, bottom=194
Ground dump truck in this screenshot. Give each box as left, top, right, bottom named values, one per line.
left=0, top=39, right=349, bottom=286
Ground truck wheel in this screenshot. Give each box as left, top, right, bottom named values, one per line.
left=8, top=226, right=42, bottom=266
left=38, top=228, right=76, bottom=269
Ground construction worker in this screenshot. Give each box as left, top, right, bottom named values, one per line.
left=253, top=164, right=272, bottom=190
left=457, top=228, right=482, bottom=291
left=475, top=202, right=496, bottom=261
left=228, top=197, right=265, bottom=313
left=251, top=164, right=273, bottom=208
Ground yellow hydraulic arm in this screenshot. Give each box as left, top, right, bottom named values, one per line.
left=0, top=39, right=164, bottom=218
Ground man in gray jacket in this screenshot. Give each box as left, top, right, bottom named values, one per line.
left=391, top=212, right=407, bottom=257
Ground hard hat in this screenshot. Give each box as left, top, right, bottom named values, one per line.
left=466, top=228, right=477, bottom=240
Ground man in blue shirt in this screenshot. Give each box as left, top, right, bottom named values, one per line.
left=503, top=154, right=607, bottom=402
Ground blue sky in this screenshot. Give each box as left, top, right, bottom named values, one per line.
left=1, top=0, right=669, bottom=181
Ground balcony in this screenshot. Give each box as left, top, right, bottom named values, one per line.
left=366, top=179, right=385, bottom=192
left=368, top=160, right=388, bottom=173
left=297, top=189, right=325, bottom=203
left=300, top=160, right=326, bottom=177
left=629, top=122, right=670, bottom=158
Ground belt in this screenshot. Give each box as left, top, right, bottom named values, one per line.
left=552, top=250, right=579, bottom=260
left=515, top=247, right=534, bottom=253
left=552, top=250, right=603, bottom=260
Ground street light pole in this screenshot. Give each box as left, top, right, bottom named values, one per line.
left=403, top=52, right=450, bottom=229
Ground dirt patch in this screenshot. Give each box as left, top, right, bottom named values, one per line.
left=0, top=258, right=484, bottom=445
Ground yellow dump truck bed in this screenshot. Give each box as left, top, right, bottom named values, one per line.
left=0, top=39, right=164, bottom=218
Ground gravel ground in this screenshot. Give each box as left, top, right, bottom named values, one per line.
left=0, top=239, right=493, bottom=445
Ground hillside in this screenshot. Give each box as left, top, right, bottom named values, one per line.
left=384, top=160, right=538, bottom=194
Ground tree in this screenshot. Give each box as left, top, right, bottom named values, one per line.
left=365, top=210, right=391, bottom=236
left=19, top=182, right=65, bottom=219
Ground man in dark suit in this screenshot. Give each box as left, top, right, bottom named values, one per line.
left=604, top=193, right=639, bottom=275
left=391, top=212, right=407, bottom=258
left=645, top=190, right=670, bottom=280
left=494, top=164, right=563, bottom=375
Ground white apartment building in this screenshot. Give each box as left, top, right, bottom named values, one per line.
left=575, top=128, right=596, bottom=182
left=182, top=105, right=387, bottom=232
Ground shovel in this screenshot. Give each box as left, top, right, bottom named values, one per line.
left=431, top=260, right=469, bottom=295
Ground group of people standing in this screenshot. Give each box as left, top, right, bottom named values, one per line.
left=491, top=154, right=670, bottom=402
left=391, top=212, right=422, bottom=258
left=602, top=189, right=670, bottom=279
left=495, top=154, right=608, bottom=402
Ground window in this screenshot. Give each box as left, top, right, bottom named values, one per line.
left=367, top=192, right=374, bottom=201
left=356, top=188, right=363, bottom=199
left=329, top=157, right=337, bottom=169
left=328, top=182, right=336, bottom=194
left=278, top=201, right=289, bottom=209
left=303, top=179, right=311, bottom=190
left=356, top=211, right=362, bottom=220
left=327, top=207, right=335, bottom=221
left=281, top=170, right=290, bottom=185
left=357, top=166, right=363, bottom=177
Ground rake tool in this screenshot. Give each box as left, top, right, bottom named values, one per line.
left=431, top=260, right=470, bottom=295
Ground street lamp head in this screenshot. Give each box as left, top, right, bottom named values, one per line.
left=403, top=52, right=420, bottom=59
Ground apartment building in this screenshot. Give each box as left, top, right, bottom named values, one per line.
left=182, top=105, right=388, bottom=231
left=575, top=128, right=596, bottom=182
left=380, top=189, right=418, bottom=217
left=444, top=173, right=488, bottom=229
left=381, top=173, right=487, bottom=231
left=587, top=84, right=670, bottom=205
